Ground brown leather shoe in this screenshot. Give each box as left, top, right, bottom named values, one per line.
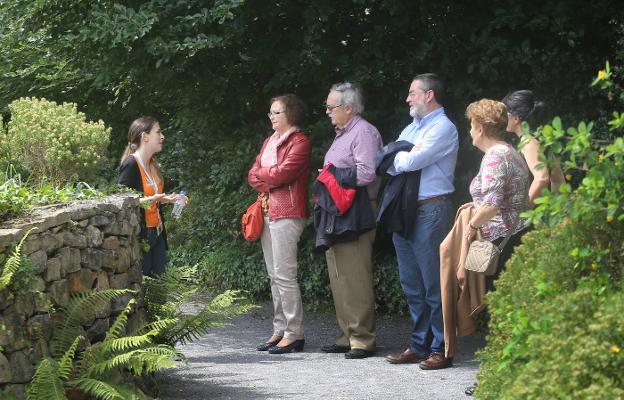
left=385, top=347, right=429, bottom=364
left=419, top=352, right=453, bottom=370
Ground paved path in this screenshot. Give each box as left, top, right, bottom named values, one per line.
left=157, top=303, right=483, bottom=400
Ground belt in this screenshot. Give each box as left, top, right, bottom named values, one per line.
left=416, top=194, right=448, bottom=207
left=148, top=224, right=163, bottom=236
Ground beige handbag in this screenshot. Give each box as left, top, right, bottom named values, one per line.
left=465, top=226, right=516, bottom=276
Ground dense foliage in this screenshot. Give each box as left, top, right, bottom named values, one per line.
left=28, top=290, right=182, bottom=400
left=0, top=0, right=621, bottom=310
left=475, top=70, right=624, bottom=399
left=3, top=98, right=111, bottom=185
left=0, top=169, right=103, bottom=222
left=476, top=223, right=623, bottom=399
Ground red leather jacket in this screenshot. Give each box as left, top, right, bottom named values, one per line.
left=248, top=131, right=311, bottom=221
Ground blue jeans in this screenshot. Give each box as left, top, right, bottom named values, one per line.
left=392, top=198, right=453, bottom=355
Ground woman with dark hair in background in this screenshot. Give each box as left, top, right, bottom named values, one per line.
left=118, top=116, right=187, bottom=277
left=248, top=94, right=311, bottom=354
left=503, top=90, right=565, bottom=205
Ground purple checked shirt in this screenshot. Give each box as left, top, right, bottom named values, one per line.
left=323, top=115, right=383, bottom=199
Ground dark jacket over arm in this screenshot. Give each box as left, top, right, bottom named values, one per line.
left=313, top=164, right=376, bottom=252
left=375, top=140, right=421, bottom=238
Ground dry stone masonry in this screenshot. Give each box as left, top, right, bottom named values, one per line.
left=0, top=195, right=145, bottom=398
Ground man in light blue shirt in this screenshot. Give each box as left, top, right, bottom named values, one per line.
left=384, top=73, right=458, bottom=370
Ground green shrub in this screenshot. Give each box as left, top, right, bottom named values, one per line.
left=475, top=221, right=624, bottom=399
left=0, top=169, right=103, bottom=222
left=196, top=241, right=269, bottom=301
left=193, top=229, right=408, bottom=314
left=372, top=254, right=407, bottom=314
left=4, top=98, right=111, bottom=184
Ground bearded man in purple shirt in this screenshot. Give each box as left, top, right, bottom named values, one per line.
left=320, top=82, right=383, bottom=359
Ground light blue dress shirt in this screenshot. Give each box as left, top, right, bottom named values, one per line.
left=388, top=107, right=459, bottom=200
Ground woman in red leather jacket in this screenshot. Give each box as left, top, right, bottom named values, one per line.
left=247, top=94, right=311, bottom=354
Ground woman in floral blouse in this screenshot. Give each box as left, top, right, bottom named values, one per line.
left=460, top=99, right=531, bottom=287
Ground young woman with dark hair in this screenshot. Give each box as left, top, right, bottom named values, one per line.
left=503, top=90, right=565, bottom=205
left=118, top=116, right=188, bottom=277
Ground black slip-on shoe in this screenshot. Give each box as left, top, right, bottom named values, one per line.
left=344, top=348, right=375, bottom=359
left=321, top=344, right=351, bottom=353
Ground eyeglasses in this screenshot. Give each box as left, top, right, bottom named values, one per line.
left=408, top=88, right=432, bottom=97
left=267, top=111, right=286, bottom=118
left=324, top=103, right=343, bottom=111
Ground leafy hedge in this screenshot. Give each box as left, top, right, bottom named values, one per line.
left=476, top=221, right=623, bottom=399
left=0, top=0, right=621, bottom=314
left=192, top=235, right=406, bottom=313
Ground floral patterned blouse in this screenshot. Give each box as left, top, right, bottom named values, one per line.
left=470, top=143, right=531, bottom=241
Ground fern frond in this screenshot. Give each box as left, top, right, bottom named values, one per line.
left=126, top=350, right=179, bottom=374
left=58, top=336, right=84, bottom=380
left=143, top=265, right=198, bottom=319
left=88, top=350, right=142, bottom=375
left=89, top=345, right=181, bottom=376
left=161, top=290, right=256, bottom=345
left=26, top=358, right=66, bottom=400
left=73, top=343, right=92, bottom=376
left=105, top=382, right=151, bottom=400
left=69, top=378, right=123, bottom=400
left=54, top=289, right=134, bottom=356
left=99, top=334, right=154, bottom=354
left=104, top=299, right=135, bottom=342
left=0, top=228, right=35, bottom=290
left=138, top=318, right=178, bottom=335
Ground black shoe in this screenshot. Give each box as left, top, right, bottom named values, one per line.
left=256, top=337, right=282, bottom=351
left=321, top=344, right=351, bottom=353
left=344, top=348, right=374, bottom=359
left=268, top=339, right=305, bottom=354
left=465, top=384, right=477, bottom=396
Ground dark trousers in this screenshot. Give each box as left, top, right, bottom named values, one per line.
left=142, top=228, right=168, bottom=277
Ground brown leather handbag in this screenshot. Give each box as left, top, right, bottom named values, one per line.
left=241, top=199, right=264, bottom=241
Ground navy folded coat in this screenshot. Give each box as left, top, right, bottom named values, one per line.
left=374, top=140, right=421, bottom=238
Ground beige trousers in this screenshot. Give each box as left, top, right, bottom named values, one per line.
left=325, top=228, right=377, bottom=351
left=260, top=216, right=306, bottom=340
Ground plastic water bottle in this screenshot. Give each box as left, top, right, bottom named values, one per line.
left=171, top=190, right=187, bottom=219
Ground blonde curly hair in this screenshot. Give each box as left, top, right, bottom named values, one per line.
left=465, top=99, right=508, bottom=139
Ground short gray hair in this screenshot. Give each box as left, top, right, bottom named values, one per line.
left=413, top=73, right=445, bottom=105
left=330, top=82, right=364, bottom=115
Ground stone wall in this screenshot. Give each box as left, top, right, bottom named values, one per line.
left=0, top=195, right=145, bottom=398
